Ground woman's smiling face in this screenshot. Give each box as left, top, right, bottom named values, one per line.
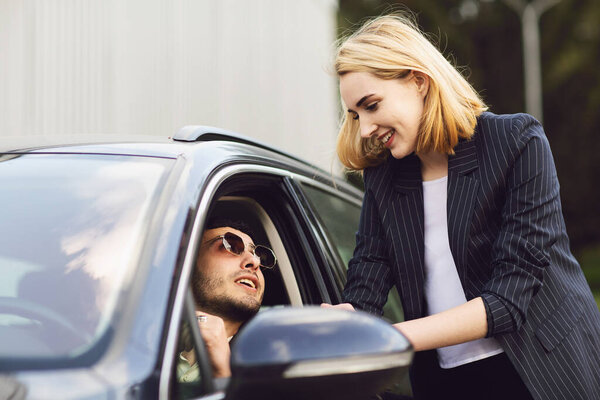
left=339, top=71, right=429, bottom=160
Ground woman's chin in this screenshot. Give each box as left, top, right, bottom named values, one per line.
left=390, top=147, right=410, bottom=160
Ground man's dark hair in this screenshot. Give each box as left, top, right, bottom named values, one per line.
left=204, top=215, right=255, bottom=239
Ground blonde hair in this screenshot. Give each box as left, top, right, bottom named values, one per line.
left=335, top=14, right=487, bottom=170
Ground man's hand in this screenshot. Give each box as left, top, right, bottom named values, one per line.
left=195, top=311, right=232, bottom=378
left=320, top=302, right=356, bottom=311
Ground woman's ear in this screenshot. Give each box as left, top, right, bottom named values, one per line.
left=413, top=71, right=430, bottom=96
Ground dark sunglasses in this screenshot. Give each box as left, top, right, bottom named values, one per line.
left=204, top=231, right=277, bottom=269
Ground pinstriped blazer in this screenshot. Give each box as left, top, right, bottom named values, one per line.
left=343, top=112, right=600, bottom=400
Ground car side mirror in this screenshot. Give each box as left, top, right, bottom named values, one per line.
left=225, top=306, right=413, bottom=400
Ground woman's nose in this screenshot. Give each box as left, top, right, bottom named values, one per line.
left=359, top=119, right=377, bottom=139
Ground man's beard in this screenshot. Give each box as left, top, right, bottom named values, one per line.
left=192, top=269, right=261, bottom=323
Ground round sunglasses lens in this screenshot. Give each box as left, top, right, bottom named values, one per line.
left=256, top=246, right=275, bottom=268
left=223, top=232, right=245, bottom=255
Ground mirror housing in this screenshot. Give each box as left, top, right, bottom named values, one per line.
left=225, top=307, right=413, bottom=400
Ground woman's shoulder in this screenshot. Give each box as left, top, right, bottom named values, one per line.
left=474, top=111, right=548, bottom=156
left=469, top=112, right=551, bottom=172
left=476, top=112, right=544, bottom=141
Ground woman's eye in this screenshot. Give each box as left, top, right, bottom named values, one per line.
left=366, top=102, right=378, bottom=111
left=350, top=111, right=359, bottom=120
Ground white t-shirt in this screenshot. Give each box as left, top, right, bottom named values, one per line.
left=423, top=176, right=504, bottom=369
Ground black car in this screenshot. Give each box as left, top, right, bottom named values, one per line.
left=0, top=127, right=412, bottom=399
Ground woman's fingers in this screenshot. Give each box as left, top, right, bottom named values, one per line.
left=320, top=302, right=356, bottom=311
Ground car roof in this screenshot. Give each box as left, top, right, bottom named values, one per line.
left=2, top=126, right=304, bottom=161
left=0, top=134, right=175, bottom=155
left=0, top=126, right=359, bottom=195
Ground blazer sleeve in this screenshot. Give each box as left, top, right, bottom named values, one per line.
left=481, top=115, right=559, bottom=337
left=342, top=169, right=394, bottom=316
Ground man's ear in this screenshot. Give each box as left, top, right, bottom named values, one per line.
left=413, top=71, right=430, bottom=97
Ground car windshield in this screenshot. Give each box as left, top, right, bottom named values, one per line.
left=0, top=153, right=172, bottom=361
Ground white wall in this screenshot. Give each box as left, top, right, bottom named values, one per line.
left=0, top=0, right=340, bottom=170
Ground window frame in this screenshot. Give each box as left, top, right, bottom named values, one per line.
left=292, top=178, right=406, bottom=325
left=158, top=163, right=355, bottom=398
left=288, top=178, right=364, bottom=290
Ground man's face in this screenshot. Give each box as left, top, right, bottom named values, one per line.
left=192, top=227, right=266, bottom=322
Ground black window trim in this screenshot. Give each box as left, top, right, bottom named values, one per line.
left=289, top=177, right=363, bottom=284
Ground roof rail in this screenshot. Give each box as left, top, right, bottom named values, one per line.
left=172, top=125, right=308, bottom=165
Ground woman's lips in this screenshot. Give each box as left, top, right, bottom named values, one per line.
left=381, top=130, right=395, bottom=148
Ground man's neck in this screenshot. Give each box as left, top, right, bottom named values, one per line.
left=224, top=319, right=242, bottom=338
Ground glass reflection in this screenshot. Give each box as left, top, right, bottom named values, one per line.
left=0, top=154, right=172, bottom=360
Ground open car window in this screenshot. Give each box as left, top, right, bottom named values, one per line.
left=204, top=172, right=337, bottom=306
left=168, top=170, right=330, bottom=398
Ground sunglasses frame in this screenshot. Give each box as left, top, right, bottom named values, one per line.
left=203, top=231, right=277, bottom=269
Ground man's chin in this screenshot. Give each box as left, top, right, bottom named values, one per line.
left=229, top=300, right=260, bottom=322
left=198, top=293, right=261, bottom=323
left=222, top=295, right=261, bottom=320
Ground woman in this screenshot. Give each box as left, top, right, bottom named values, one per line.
left=331, top=13, right=600, bottom=400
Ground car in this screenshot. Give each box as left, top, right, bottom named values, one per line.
left=0, top=126, right=412, bottom=399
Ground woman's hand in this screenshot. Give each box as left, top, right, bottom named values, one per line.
left=320, top=302, right=356, bottom=311
left=195, top=311, right=232, bottom=378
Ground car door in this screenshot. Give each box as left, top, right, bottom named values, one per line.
left=163, top=164, right=360, bottom=399
left=288, top=178, right=405, bottom=324
left=289, top=178, right=412, bottom=398
left=162, top=159, right=412, bottom=399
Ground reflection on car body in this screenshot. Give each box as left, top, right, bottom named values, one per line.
left=0, top=127, right=411, bottom=399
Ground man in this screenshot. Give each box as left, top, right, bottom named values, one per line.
left=178, top=216, right=275, bottom=381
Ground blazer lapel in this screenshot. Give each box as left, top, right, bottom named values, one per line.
left=447, top=137, right=479, bottom=285
left=389, top=155, right=427, bottom=319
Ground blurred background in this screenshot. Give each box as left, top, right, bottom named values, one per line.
left=1, top=0, right=598, bottom=301
left=0, top=0, right=340, bottom=172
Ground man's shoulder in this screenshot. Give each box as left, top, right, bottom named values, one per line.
left=177, top=353, right=200, bottom=383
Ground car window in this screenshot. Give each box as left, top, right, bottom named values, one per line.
left=210, top=174, right=337, bottom=306
left=0, top=153, right=172, bottom=361
left=164, top=171, right=340, bottom=399
left=169, top=189, right=298, bottom=398
left=166, top=170, right=409, bottom=397
left=299, top=183, right=405, bottom=323
left=298, top=183, right=360, bottom=266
